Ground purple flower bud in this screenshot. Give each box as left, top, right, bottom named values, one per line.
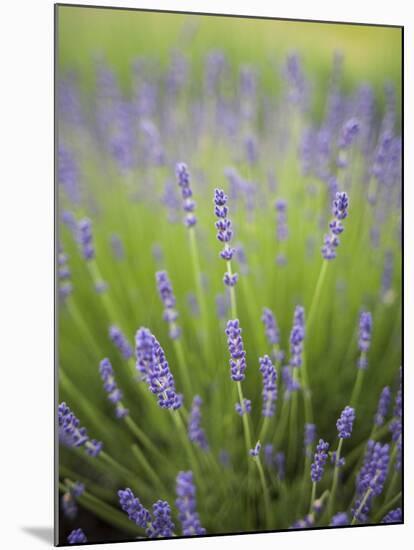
left=135, top=328, right=182, bottom=410
left=322, top=192, right=349, bottom=260
left=67, top=528, right=87, bottom=544
left=77, top=218, right=94, bottom=261
left=290, top=306, right=305, bottom=367
left=330, top=512, right=349, bottom=526
left=146, top=500, right=175, bottom=538
left=118, top=488, right=151, bottom=528
left=99, top=358, right=129, bottom=419
left=58, top=402, right=102, bottom=457
left=259, top=355, right=278, bottom=417
left=175, top=162, right=197, bottom=227
left=357, top=311, right=372, bottom=368
left=156, top=271, right=181, bottom=340
left=175, top=471, right=206, bottom=536
left=109, top=325, right=133, bottom=360
left=223, top=272, right=238, bottom=287
left=235, top=398, right=251, bottom=416
left=225, top=319, right=247, bottom=382
left=311, top=439, right=330, bottom=482
left=261, top=307, right=280, bottom=347
left=188, top=395, right=209, bottom=451
left=282, top=366, right=301, bottom=395
left=374, top=386, right=391, bottom=426
left=381, top=508, right=402, bottom=523
left=249, top=441, right=261, bottom=457
left=336, top=406, right=356, bottom=439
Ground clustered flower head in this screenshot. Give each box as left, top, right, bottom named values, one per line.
left=118, top=488, right=152, bottom=529
left=214, top=188, right=238, bottom=287
left=109, top=325, right=133, bottom=360
left=381, top=508, right=402, bottom=524
left=175, top=471, right=206, bottom=536
left=77, top=217, right=95, bottom=260
left=99, top=358, right=129, bottom=419
left=155, top=271, right=181, bottom=340
left=357, top=311, right=373, bottom=369
left=225, top=319, right=247, bottom=382
left=188, top=395, right=209, bottom=451
left=374, top=386, right=391, bottom=426
left=259, top=355, right=278, bottom=417
left=290, top=305, right=305, bottom=367
left=321, top=191, right=349, bottom=260
left=261, top=307, right=280, bottom=347
left=135, top=327, right=182, bottom=410
left=352, top=440, right=390, bottom=523
left=175, top=162, right=196, bottom=227
left=235, top=398, right=251, bottom=416
left=146, top=500, right=175, bottom=538
left=67, top=528, right=87, bottom=544
left=336, top=406, right=356, bottom=439
left=310, top=439, right=330, bottom=482
left=58, top=402, right=103, bottom=457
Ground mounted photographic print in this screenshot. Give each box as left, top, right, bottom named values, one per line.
left=55, top=4, right=403, bottom=546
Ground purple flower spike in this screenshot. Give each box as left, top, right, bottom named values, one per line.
left=188, top=395, right=209, bottom=451
left=311, top=439, right=330, bottom=482
left=339, top=118, right=360, bottom=149
left=176, top=471, right=206, bottom=536
left=249, top=441, right=261, bottom=457
left=67, top=528, right=87, bottom=544
left=321, top=191, right=349, bottom=260
left=374, top=386, right=391, bottom=426
left=77, top=218, right=95, bottom=260
left=261, top=307, right=280, bottom=347
left=225, top=319, right=247, bottom=382
left=58, top=402, right=103, bottom=457
left=282, top=366, right=301, bottom=395
left=99, top=358, right=129, bottom=419
left=58, top=248, right=72, bottom=300
left=336, top=406, right=356, bottom=439
left=259, top=355, right=278, bottom=417
left=118, top=488, right=151, bottom=528
left=357, top=311, right=372, bottom=369
left=381, top=508, right=402, bottom=524
left=290, top=306, right=305, bottom=367
left=330, top=512, right=349, bottom=526
left=147, top=500, right=175, bottom=538
left=156, top=271, right=181, bottom=340
left=176, top=162, right=196, bottom=227
left=304, top=423, right=316, bottom=448
left=235, top=398, right=251, bottom=416
left=109, top=325, right=133, bottom=360
left=275, top=199, right=288, bottom=241
left=214, top=188, right=238, bottom=286
left=135, top=328, right=182, bottom=410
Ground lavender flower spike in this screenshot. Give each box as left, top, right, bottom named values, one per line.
left=214, top=188, right=238, bottom=287
left=58, top=402, right=103, bottom=457
left=261, top=307, right=280, bottom=347
left=336, top=406, right=356, bottom=439
left=156, top=271, right=181, bottom=340
left=118, top=488, right=151, bottom=528
left=77, top=218, right=95, bottom=260
left=175, top=162, right=196, bottom=227
left=374, top=386, right=391, bottom=426
left=135, top=327, right=182, bottom=410
left=225, top=319, right=247, bottom=382
left=311, top=439, right=330, bottom=482
left=109, top=325, right=133, bottom=360
left=188, top=395, right=209, bottom=450
left=290, top=305, right=305, bottom=367
left=235, top=398, right=252, bottom=416
left=147, top=500, right=175, bottom=538
left=176, top=471, right=206, bottom=536
left=99, top=358, right=129, bottom=419
left=381, top=508, right=402, bottom=524
left=67, top=528, right=87, bottom=544
left=259, top=355, right=278, bottom=417
left=357, top=311, right=372, bottom=369
left=321, top=191, right=349, bottom=260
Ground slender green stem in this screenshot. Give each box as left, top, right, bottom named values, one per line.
left=100, top=451, right=138, bottom=483
left=350, top=368, right=365, bottom=408
left=188, top=226, right=209, bottom=353
left=351, top=486, right=374, bottom=525
left=173, top=338, right=193, bottom=398
left=226, top=260, right=238, bottom=319
left=131, top=443, right=168, bottom=495
left=258, top=416, right=270, bottom=444
left=254, top=455, right=272, bottom=529
left=124, top=415, right=167, bottom=465
left=236, top=381, right=253, bottom=453
left=309, top=482, right=317, bottom=514
left=307, top=260, right=329, bottom=333
left=327, top=438, right=343, bottom=517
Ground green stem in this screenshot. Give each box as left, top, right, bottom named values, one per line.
left=307, top=260, right=329, bottom=334
left=351, top=486, right=374, bottom=525
left=350, top=368, right=365, bottom=408
left=131, top=443, right=168, bottom=495
left=237, top=381, right=253, bottom=452
left=173, top=338, right=193, bottom=398
left=309, top=482, right=317, bottom=514
left=227, top=260, right=238, bottom=319
left=254, top=456, right=272, bottom=529
left=327, top=438, right=343, bottom=517
left=188, top=227, right=209, bottom=353
left=124, top=415, right=167, bottom=465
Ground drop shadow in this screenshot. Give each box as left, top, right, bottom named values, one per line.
left=21, top=526, right=54, bottom=544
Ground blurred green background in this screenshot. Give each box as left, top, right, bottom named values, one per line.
left=57, top=5, right=402, bottom=118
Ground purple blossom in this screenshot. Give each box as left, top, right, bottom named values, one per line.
left=235, top=398, right=251, bottom=416
left=330, top=512, right=349, bottom=526
left=249, top=441, right=261, bottom=457
left=135, top=328, right=182, bottom=410
left=261, top=307, right=280, bottom=347
left=259, top=355, right=278, bottom=417
left=311, top=439, right=330, bottom=482
left=321, top=191, right=349, bottom=260
left=118, top=488, right=151, bottom=529
left=188, top=395, right=209, bottom=451
left=156, top=271, right=181, bottom=340
left=214, top=188, right=238, bottom=287
left=352, top=440, right=390, bottom=523
left=374, top=386, right=391, bottom=426
left=146, top=500, right=175, bottom=538
left=381, top=508, right=402, bottom=523
left=336, top=406, right=356, bottom=439
left=67, top=528, right=87, bottom=544
left=357, top=311, right=372, bottom=369
left=304, top=423, right=316, bottom=448
left=175, top=471, right=206, bottom=536
left=77, top=218, right=95, bottom=261
left=282, top=366, right=301, bottom=395
left=225, top=319, right=247, bottom=382
left=275, top=199, right=288, bottom=241
left=175, top=162, right=196, bottom=227
left=58, top=402, right=102, bottom=457
left=291, top=514, right=314, bottom=529
left=99, top=358, right=129, bottom=419
left=109, top=325, right=133, bottom=360
left=290, top=306, right=305, bottom=367
left=58, top=249, right=72, bottom=300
